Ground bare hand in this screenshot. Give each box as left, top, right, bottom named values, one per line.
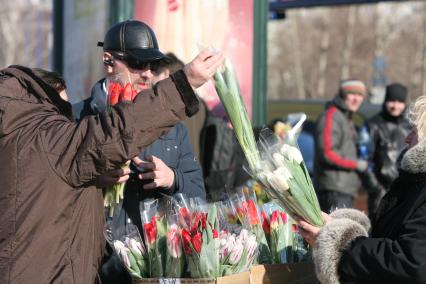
left=297, top=212, right=332, bottom=247
left=184, top=49, right=225, bottom=88
left=96, top=162, right=131, bottom=188
left=133, top=155, right=175, bottom=190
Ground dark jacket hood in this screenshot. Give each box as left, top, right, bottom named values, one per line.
left=3, top=65, right=74, bottom=120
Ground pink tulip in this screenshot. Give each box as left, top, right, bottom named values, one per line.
left=167, top=224, right=182, bottom=258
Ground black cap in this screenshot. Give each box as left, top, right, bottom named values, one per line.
left=384, top=83, right=407, bottom=103
left=97, top=20, right=166, bottom=62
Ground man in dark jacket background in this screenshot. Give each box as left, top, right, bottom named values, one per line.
left=363, top=83, right=411, bottom=219
left=314, top=80, right=369, bottom=212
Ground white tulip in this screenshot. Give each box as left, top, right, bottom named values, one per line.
left=288, top=146, right=303, bottom=164
left=272, top=152, right=284, bottom=167
left=268, top=168, right=291, bottom=192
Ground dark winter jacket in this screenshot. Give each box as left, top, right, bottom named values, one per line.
left=0, top=66, right=198, bottom=284
left=313, top=139, right=426, bottom=284
left=73, top=79, right=205, bottom=226
left=364, top=108, right=412, bottom=193
left=122, top=121, right=206, bottom=234
left=314, top=96, right=361, bottom=196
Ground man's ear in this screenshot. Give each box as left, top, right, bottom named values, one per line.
left=103, top=52, right=114, bottom=69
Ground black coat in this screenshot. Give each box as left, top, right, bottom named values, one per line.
left=338, top=142, right=426, bottom=283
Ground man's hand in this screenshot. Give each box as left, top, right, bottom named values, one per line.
left=133, top=155, right=175, bottom=190
left=96, top=162, right=131, bottom=188
left=184, top=49, right=225, bottom=89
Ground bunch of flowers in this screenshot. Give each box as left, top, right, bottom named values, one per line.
left=218, top=229, right=258, bottom=276
left=103, top=73, right=139, bottom=216
left=104, top=222, right=148, bottom=280
left=214, top=57, right=322, bottom=228
left=256, top=128, right=324, bottom=227
left=178, top=202, right=220, bottom=278
left=113, top=236, right=148, bottom=279
left=141, top=206, right=167, bottom=277
left=230, top=194, right=272, bottom=264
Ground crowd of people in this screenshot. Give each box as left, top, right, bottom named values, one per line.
left=0, top=18, right=425, bottom=284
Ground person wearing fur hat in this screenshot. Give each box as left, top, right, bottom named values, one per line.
left=363, top=83, right=412, bottom=219
left=298, top=95, right=426, bottom=284
left=314, top=79, right=369, bottom=213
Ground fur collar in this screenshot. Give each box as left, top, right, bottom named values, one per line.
left=401, top=140, right=426, bottom=174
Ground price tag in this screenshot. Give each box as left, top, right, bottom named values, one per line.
left=159, top=278, right=181, bottom=284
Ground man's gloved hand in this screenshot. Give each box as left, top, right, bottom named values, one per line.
left=356, top=160, right=369, bottom=173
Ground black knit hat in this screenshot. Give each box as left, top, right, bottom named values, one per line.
left=384, top=83, right=407, bottom=103
left=97, top=20, right=167, bottom=63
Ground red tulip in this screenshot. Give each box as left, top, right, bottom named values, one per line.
left=181, top=229, right=192, bottom=255
left=121, top=82, right=133, bottom=101
left=280, top=212, right=288, bottom=224
left=201, top=213, right=207, bottom=230
left=179, top=207, right=192, bottom=228
left=192, top=232, right=202, bottom=254
left=247, top=200, right=260, bottom=226
left=144, top=221, right=156, bottom=245
left=131, top=89, right=138, bottom=100
left=108, top=82, right=122, bottom=106
left=270, top=210, right=280, bottom=230
left=212, top=229, right=218, bottom=239
left=261, top=210, right=270, bottom=234
left=190, top=212, right=202, bottom=234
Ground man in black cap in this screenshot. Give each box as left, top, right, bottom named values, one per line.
left=73, top=20, right=214, bottom=283
left=363, top=83, right=412, bottom=219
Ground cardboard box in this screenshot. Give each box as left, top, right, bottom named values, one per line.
left=133, top=271, right=250, bottom=284
left=250, top=262, right=318, bottom=284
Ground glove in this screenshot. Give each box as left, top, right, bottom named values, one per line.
left=356, top=160, right=369, bottom=172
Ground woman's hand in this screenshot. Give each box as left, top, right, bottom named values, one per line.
left=297, top=212, right=332, bottom=247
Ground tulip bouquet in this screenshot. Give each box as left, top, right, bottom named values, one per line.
left=262, top=202, right=295, bottom=264
left=178, top=203, right=220, bottom=278
left=230, top=194, right=272, bottom=264
left=165, top=214, right=185, bottom=278
left=218, top=228, right=258, bottom=276
left=103, top=73, right=139, bottom=217
left=141, top=206, right=167, bottom=277
left=104, top=222, right=148, bottom=279
left=255, top=129, right=324, bottom=227
left=105, top=73, right=139, bottom=112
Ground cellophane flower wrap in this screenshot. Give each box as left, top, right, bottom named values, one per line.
left=255, top=128, right=324, bottom=227
left=104, top=220, right=148, bottom=279
left=262, top=201, right=307, bottom=263
left=177, top=196, right=220, bottom=278
left=230, top=193, right=272, bottom=264
left=141, top=205, right=167, bottom=277
left=218, top=227, right=258, bottom=276
left=213, top=58, right=261, bottom=172
left=165, top=214, right=185, bottom=278
left=103, top=72, right=139, bottom=217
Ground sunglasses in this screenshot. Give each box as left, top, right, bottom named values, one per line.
left=111, top=52, right=160, bottom=71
